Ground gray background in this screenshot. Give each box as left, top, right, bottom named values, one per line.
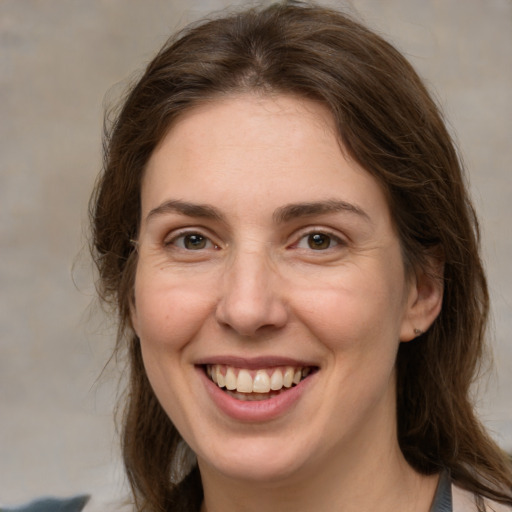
left=1, top=0, right=511, bottom=506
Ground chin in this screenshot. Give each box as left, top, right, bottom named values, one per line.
left=196, top=434, right=314, bottom=484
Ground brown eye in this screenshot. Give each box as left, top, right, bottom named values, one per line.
left=296, top=232, right=341, bottom=251
left=308, top=233, right=331, bottom=250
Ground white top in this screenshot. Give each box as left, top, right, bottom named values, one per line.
left=453, top=485, right=512, bottom=512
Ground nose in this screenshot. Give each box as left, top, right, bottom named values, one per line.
left=215, top=250, right=288, bottom=337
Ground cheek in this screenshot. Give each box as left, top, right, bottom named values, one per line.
left=290, top=264, right=407, bottom=349
left=132, top=269, right=217, bottom=352
left=132, top=271, right=217, bottom=432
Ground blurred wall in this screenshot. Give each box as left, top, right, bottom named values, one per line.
left=1, top=0, right=511, bottom=505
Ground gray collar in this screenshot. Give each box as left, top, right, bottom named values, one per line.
left=430, top=470, right=452, bottom=512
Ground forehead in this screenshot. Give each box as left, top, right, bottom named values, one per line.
left=147, top=93, right=340, bottom=174
left=168, top=93, right=337, bottom=143
left=142, top=93, right=391, bottom=226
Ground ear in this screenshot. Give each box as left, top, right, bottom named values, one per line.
left=400, top=258, right=444, bottom=342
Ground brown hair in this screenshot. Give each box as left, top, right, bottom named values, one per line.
left=90, top=2, right=512, bottom=510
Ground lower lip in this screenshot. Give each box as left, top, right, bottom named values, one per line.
left=197, top=367, right=314, bottom=422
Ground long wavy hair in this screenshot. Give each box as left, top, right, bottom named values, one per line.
left=90, top=2, right=512, bottom=510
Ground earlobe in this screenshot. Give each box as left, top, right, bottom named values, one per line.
left=400, top=261, right=444, bottom=342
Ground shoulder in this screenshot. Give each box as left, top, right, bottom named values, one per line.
left=1, top=496, right=132, bottom=512
left=1, top=495, right=90, bottom=512
left=452, top=484, right=512, bottom=512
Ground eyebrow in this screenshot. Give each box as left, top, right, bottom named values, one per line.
left=146, top=199, right=225, bottom=224
left=145, top=198, right=370, bottom=225
left=272, top=199, right=370, bottom=224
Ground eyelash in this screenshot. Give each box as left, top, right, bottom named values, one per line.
left=163, top=228, right=345, bottom=252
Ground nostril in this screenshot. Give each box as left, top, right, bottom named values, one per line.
left=215, top=298, right=288, bottom=337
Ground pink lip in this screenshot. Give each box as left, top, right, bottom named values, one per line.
left=196, top=364, right=316, bottom=423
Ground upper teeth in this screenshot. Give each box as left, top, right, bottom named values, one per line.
left=207, top=365, right=311, bottom=393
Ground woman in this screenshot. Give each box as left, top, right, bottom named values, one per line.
left=16, top=2, right=510, bottom=511
left=90, top=2, right=512, bottom=511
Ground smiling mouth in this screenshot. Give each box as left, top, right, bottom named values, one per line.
left=204, top=364, right=316, bottom=401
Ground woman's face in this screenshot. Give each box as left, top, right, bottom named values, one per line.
left=131, top=94, right=440, bottom=484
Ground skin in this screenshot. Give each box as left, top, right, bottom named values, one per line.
left=131, top=94, right=443, bottom=512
